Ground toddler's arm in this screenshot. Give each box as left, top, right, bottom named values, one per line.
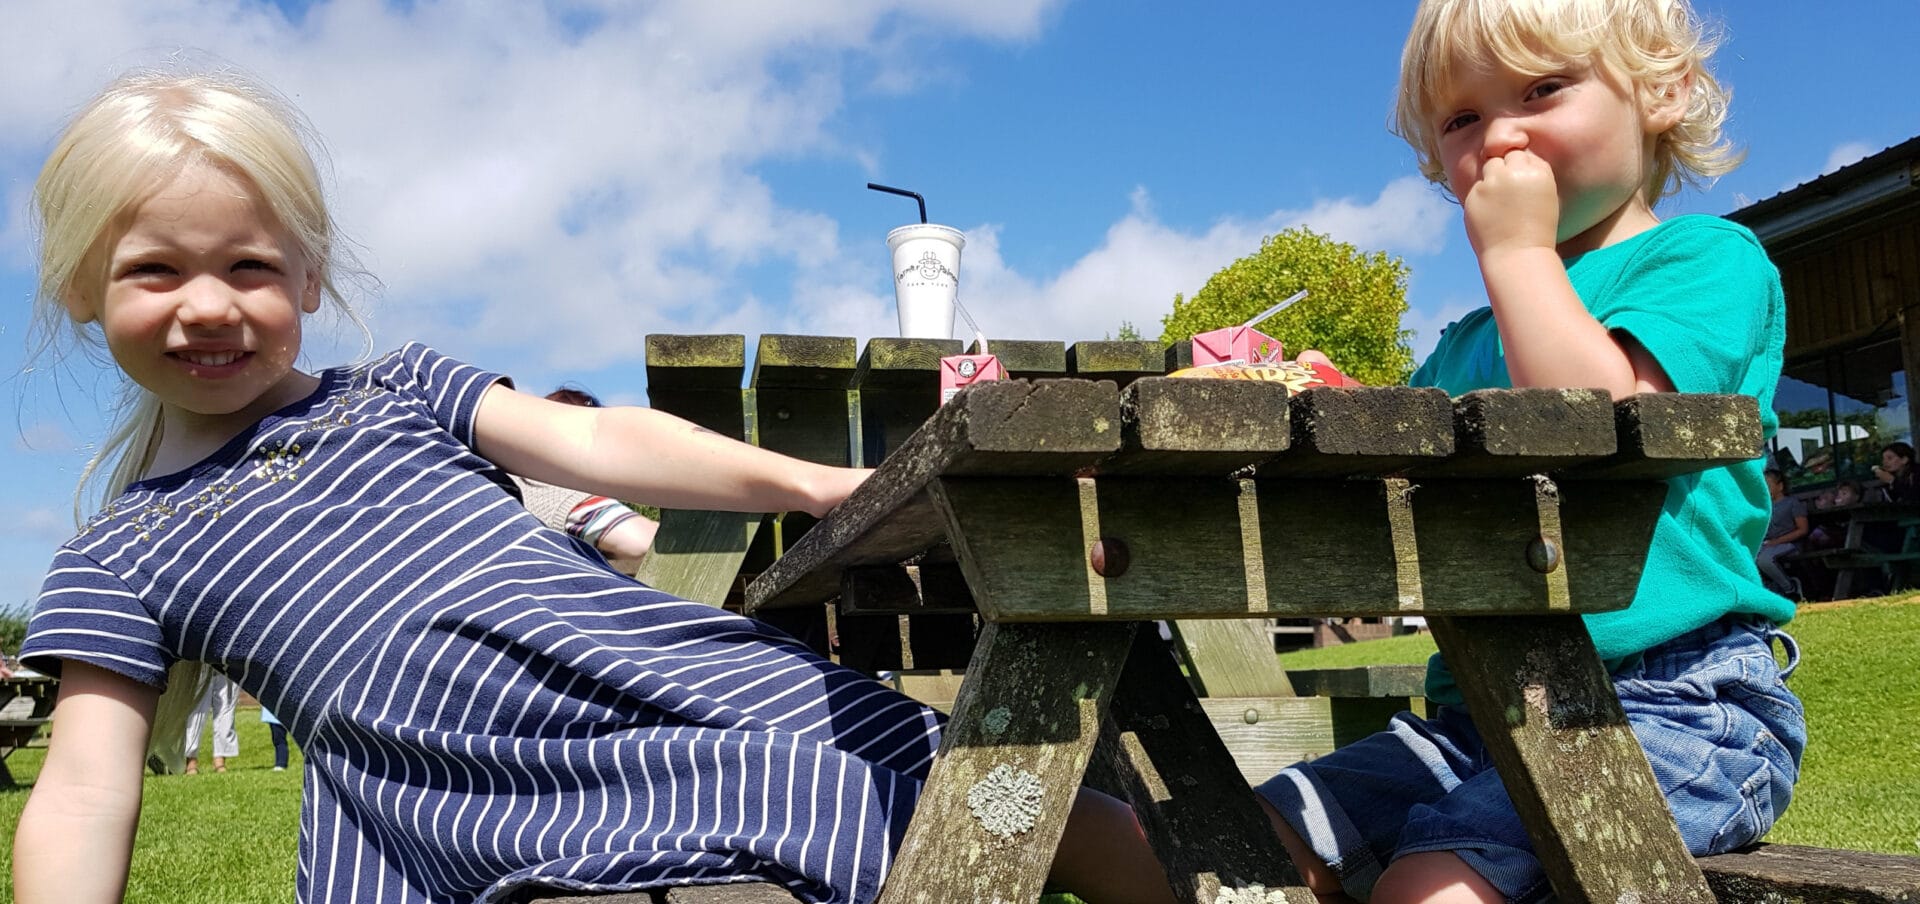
left=475, top=386, right=869, bottom=518
left=13, top=661, right=156, bottom=904
left=1465, top=149, right=1676, bottom=397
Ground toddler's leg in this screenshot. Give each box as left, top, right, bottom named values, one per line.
left=1048, top=787, right=1179, bottom=904
left=1370, top=852, right=1504, bottom=904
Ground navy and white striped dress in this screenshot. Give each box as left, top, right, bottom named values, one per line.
left=21, top=344, right=944, bottom=904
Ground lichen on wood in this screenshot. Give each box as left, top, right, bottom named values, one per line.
left=966, top=763, right=1045, bottom=839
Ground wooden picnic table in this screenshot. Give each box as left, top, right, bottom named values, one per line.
left=738, top=370, right=1761, bottom=904
left=1797, top=500, right=1920, bottom=598
left=0, top=673, right=57, bottom=787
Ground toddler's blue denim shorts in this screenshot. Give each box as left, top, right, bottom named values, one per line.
left=1253, top=614, right=1805, bottom=903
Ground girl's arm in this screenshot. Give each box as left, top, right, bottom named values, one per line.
left=13, top=661, right=157, bottom=904
left=474, top=386, right=869, bottom=519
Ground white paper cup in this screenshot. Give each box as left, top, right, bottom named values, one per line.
left=887, top=223, right=965, bottom=339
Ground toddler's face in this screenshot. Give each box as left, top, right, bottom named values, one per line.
left=1432, top=55, right=1663, bottom=253
left=75, top=161, right=322, bottom=439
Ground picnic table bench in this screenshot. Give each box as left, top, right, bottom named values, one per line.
left=1790, top=500, right=1920, bottom=599
left=524, top=333, right=1920, bottom=904
left=0, top=674, right=57, bottom=787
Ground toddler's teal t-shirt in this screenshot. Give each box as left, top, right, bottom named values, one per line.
left=1411, top=215, right=1793, bottom=703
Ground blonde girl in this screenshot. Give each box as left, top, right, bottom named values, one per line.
left=12, top=68, right=1171, bottom=904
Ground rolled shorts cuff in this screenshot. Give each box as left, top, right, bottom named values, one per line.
left=1254, top=763, right=1385, bottom=900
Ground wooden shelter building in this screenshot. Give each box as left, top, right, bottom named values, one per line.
left=1727, top=135, right=1920, bottom=488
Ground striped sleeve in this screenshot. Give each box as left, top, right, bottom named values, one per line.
left=19, top=548, right=171, bottom=687
left=377, top=343, right=512, bottom=446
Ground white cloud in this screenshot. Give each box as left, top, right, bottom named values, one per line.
left=0, top=506, right=72, bottom=544
left=0, top=0, right=1067, bottom=371
left=1820, top=142, right=1875, bottom=176
left=12, top=422, right=81, bottom=454
left=0, top=1, right=1448, bottom=371
left=1778, top=140, right=1880, bottom=193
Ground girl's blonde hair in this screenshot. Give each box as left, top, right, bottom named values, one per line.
left=31, top=67, right=368, bottom=770
left=1393, top=0, right=1740, bottom=204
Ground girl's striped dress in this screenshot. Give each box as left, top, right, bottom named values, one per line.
left=21, top=344, right=944, bottom=904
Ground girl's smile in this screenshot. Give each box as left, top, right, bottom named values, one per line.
left=72, top=160, right=324, bottom=466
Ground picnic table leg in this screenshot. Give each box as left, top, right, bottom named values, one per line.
left=1427, top=614, right=1716, bottom=903
left=1100, top=626, right=1315, bottom=904
left=876, top=621, right=1135, bottom=904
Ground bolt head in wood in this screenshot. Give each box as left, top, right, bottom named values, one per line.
left=1526, top=536, right=1561, bottom=574
left=1089, top=537, right=1130, bottom=577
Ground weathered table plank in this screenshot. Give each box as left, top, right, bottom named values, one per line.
left=1569, top=393, right=1762, bottom=480
left=929, top=475, right=1662, bottom=621
left=1103, top=377, right=1293, bottom=476
left=1410, top=387, right=1617, bottom=478
left=1258, top=386, right=1455, bottom=477
left=747, top=379, right=1120, bottom=611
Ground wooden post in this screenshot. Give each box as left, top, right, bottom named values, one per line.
left=1426, top=615, right=1716, bottom=903
left=875, top=622, right=1135, bottom=904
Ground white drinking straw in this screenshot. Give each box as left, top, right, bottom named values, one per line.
left=1240, top=289, right=1309, bottom=330
left=954, top=294, right=989, bottom=356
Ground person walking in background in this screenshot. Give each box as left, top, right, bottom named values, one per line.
left=182, top=674, right=238, bottom=775
left=261, top=706, right=290, bottom=772
left=512, top=386, right=660, bottom=565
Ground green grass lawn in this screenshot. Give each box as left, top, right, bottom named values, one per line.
left=3, top=598, right=1915, bottom=902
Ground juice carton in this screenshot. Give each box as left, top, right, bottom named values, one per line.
left=940, top=354, right=1006, bottom=405
left=1190, top=326, right=1285, bottom=367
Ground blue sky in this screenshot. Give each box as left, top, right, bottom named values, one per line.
left=1, top=0, right=1916, bottom=611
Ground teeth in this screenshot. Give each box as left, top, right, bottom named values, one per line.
left=179, top=350, right=243, bottom=367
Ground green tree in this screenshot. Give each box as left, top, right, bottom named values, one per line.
left=1160, top=227, right=1416, bottom=386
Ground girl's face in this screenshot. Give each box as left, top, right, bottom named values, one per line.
left=71, top=161, right=321, bottom=442
left=1883, top=449, right=1910, bottom=474
left=1434, top=56, right=1677, bottom=255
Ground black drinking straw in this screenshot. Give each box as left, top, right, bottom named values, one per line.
left=867, top=183, right=927, bottom=223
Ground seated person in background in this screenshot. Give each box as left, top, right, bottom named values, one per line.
left=1804, top=480, right=1861, bottom=552
left=1757, top=468, right=1809, bottom=597
left=1833, top=480, right=1863, bottom=507
left=513, top=386, right=660, bottom=563
left=1872, top=441, right=1920, bottom=503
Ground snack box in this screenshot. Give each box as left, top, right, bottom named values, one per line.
left=1191, top=325, right=1285, bottom=367
left=940, top=353, right=1007, bottom=405
left=1167, top=360, right=1359, bottom=391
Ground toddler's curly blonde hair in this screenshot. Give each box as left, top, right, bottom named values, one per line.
left=1393, top=0, right=1740, bottom=204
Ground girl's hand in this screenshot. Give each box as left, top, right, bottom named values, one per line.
left=1463, top=149, right=1560, bottom=260
left=805, top=466, right=874, bottom=519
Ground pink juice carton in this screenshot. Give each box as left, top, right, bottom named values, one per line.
left=939, top=354, right=1006, bottom=405
left=1190, top=325, right=1285, bottom=367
